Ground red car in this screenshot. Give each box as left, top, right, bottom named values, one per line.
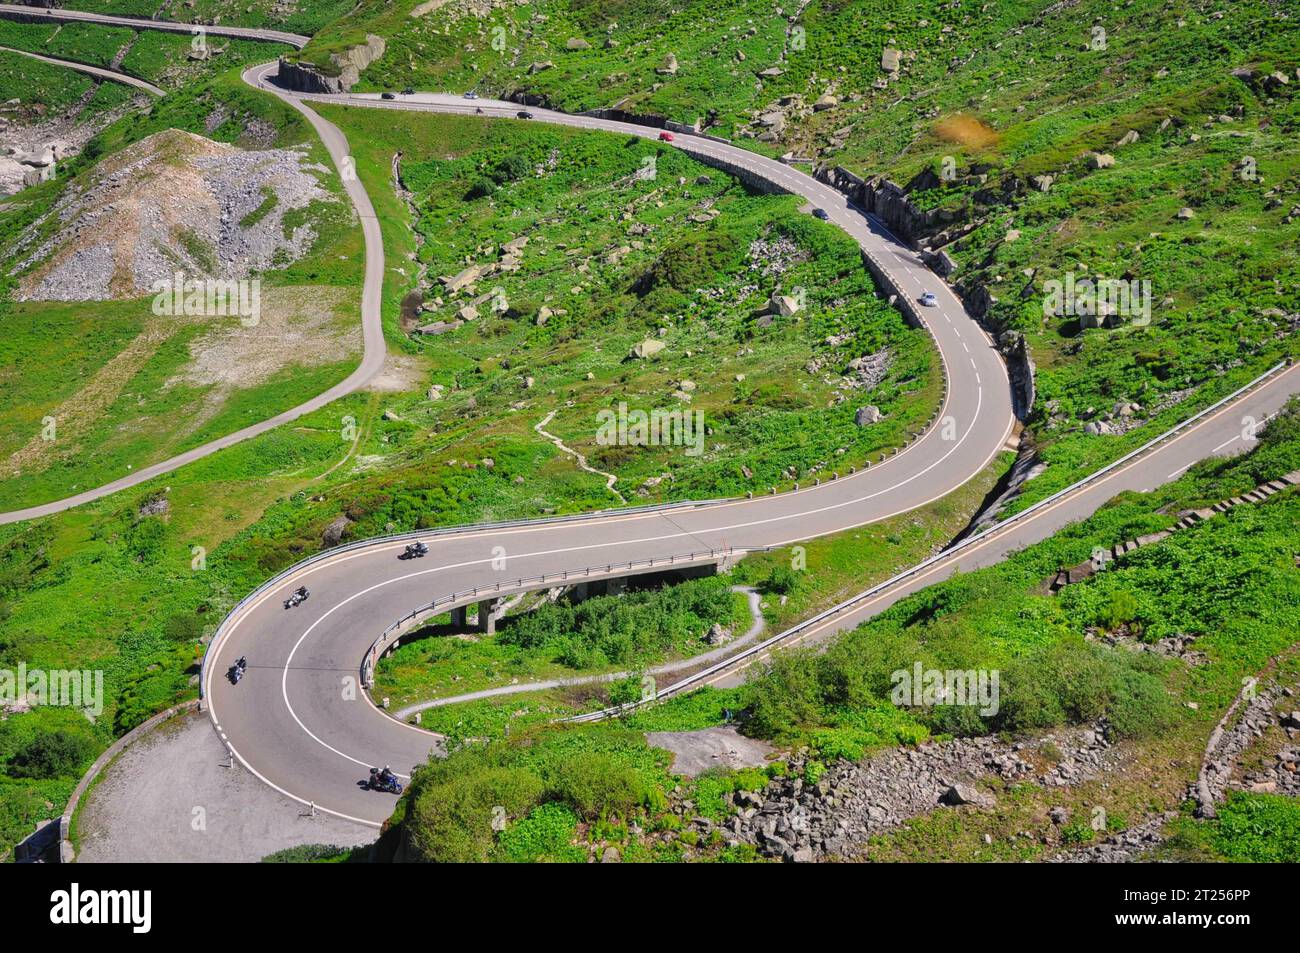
left=658, top=131, right=675, bottom=142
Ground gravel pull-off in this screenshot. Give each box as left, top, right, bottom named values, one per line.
left=75, top=709, right=374, bottom=863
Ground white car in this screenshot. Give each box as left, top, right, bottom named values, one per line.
left=919, top=291, right=938, bottom=307
left=463, top=91, right=479, bottom=99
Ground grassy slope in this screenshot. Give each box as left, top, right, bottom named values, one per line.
left=317, top=103, right=938, bottom=505
left=298, top=0, right=1300, bottom=504
left=0, top=47, right=137, bottom=123
left=0, top=19, right=292, bottom=88
left=0, top=92, right=958, bottom=855
left=0, top=70, right=364, bottom=510
left=69, top=0, right=356, bottom=35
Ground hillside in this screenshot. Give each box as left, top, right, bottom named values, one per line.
left=292, top=0, right=1300, bottom=503
left=0, top=39, right=149, bottom=196
left=0, top=117, right=363, bottom=509
left=321, top=104, right=937, bottom=506
left=0, top=0, right=1295, bottom=873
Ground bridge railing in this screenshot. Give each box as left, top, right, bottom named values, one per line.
left=198, top=495, right=740, bottom=699
left=566, top=359, right=1294, bottom=723
left=360, top=547, right=740, bottom=688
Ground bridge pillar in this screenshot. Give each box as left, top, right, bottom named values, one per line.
left=450, top=605, right=468, bottom=629
left=477, top=598, right=498, bottom=635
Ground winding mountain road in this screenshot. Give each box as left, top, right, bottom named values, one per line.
left=0, top=44, right=163, bottom=95
left=201, top=62, right=1299, bottom=828
left=192, top=62, right=1022, bottom=826
left=0, top=4, right=308, bottom=47
left=6, top=15, right=1297, bottom=832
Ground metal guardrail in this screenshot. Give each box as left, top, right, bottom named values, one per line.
left=360, top=547, right=740, bottom=687
left=199, top=496, right=734, bottom=699
left=566, top=359, right=1294, bottom=723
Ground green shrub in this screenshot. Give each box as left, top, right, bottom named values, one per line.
left=548, top=750, right=649, bottom=818
left=7, top=730, right=95, bottom=780
left=763, top=565, right=799, bottom=596
left=1208, top=793, right=1300, bottom=863
left=493, top=802, right=584, bottom=863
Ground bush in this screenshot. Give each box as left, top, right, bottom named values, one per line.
left=1097, top=589, right=1139, bottom=631
left=497, top=575, right=736, bottom=668
left=548, top=751, right=649, bottom=819
left=493, top=802, right=583, bottom=863
left=1209, top=793, right=1300, bottom=863
left=1105, top=667, right=1176, bottom=740
left=743, top=649, right=825, bottom=740
left=406, top=765, right=544, bottom=863
left=763, top=565, right=799, bottom=596
left=7, top=730, right=95, bottom=780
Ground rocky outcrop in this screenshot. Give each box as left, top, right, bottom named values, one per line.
left=1050, top=811, right=1177, bottom=863
left=1195, top=664, right=1290, bottom=817
left=649, top=725, right=1119, bottom=862
left=322, top=514, right=352, bottom=547
left=277, top=35, right=386, bottom=94
left=8, top=128, right=333, bottom=301
left=814, top=163, right=1037, bottom=420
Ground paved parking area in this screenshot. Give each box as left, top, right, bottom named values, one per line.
left=76, top=709, right=375, bottom=863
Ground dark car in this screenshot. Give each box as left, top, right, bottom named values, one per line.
left=381, top=92, right=396, bottom=100
left=517, top=110, right=535, bottom=119
left=812, top=208, right=830, bottom=220
left=402, top=86, right=415, bottom=95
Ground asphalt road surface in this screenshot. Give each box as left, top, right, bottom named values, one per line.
left=0, top=45, right=163, bottom=95
left=195, top=61, right=1021, bottom=826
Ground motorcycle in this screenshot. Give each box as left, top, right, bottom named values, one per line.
left=227, top=655, right=249, bottom=685
left=400, top=541, right=429, bottom=560
left=283, top=585, right=310, bottom=609
left=368, top=767, right=404, bottom=795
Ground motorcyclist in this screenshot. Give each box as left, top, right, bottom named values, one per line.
left=237, top=656, right=248, bottom=671
left=378, top=765, right=395, bottom=786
